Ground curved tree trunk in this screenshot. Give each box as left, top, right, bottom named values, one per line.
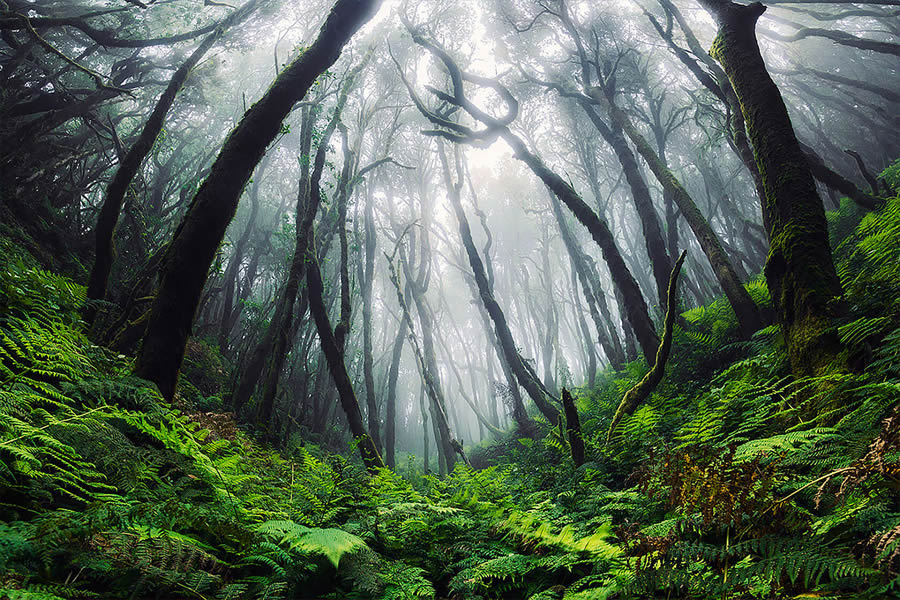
left=85, top=0, right=259, bottom=326
left=134, top=0, right=383, bottom=400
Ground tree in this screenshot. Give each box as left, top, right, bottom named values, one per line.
left=697, top=0, right=845, bottom=376
left=395, top=25, right=662, bottom=363
left=134, top=0, right=383, bottom=400
left=84, top=0, right=261, bottom=326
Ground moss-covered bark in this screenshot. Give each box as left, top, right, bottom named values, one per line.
left=134, top=0, right=382, bottom=400
left=700, top=0, right=844, bottom=377
left=608, top=251, right=686, bottom=442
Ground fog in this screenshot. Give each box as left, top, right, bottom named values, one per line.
left=2, top=0, right=897, bottom=472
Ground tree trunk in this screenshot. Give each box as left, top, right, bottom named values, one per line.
left=501, top=131, right=661, bottom=362
left=387, top=251, right=458, bottom=472
left=361, top=175, right=382, bottom=453
left=306, top=253, right=384, bottom=472
left=603, top=99, right=765, bottom=338
left=84, top=0, right=259, bottom=326
left=439, top=145, right=547, bottom=428
left=549, top=191, right=626, bottom=370
left=699, top=0, right=844, bottom=377
left=384, top=309, right=407, bottom=469
left=134, top=0, right=383, bottom=400
left=561, top=388, right=585, bottom=467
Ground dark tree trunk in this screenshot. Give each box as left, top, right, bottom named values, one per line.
left=361, top=180, right=382, bottom=454
left=801, top=144, right=882, bottom=211
left=549, top=191, right=626, bottom=370
left=306, top=254, right=384, bottom=472
left=603, top=100, right=765, bottom=338
left=134, top=0, right=383, bottom=400
left=84, top=0, right=259, bottom=326
left=579, top=101, right=673, bottom=310
left=384, top=310, right=407, bottom=469
left=388, top=249, right=458, bottom=473
left=257, top=99, right=358, bottom=429
left=699, top=0, right=844, bottom=377
left=561, top=388, right=585, bottom=467
left=501, top=131, right=661, bottom=362
left=439, top=146, right=545, bottom=428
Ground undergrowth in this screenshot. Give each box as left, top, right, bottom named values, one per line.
left=1, top=178, right=899, bottom=599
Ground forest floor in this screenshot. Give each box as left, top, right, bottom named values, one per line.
left=2, top=162, right=900, bottom=599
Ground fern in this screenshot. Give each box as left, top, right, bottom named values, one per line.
left=255, top=520, right=367, bottom=568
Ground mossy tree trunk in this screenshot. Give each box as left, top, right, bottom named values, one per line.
left=699, top=0, right=844, bottom=377
left=134, top=0, right=382, bottom=400
left=85, top=0, right=259, bottom=326
left=549, top=190, right=626, bottom=371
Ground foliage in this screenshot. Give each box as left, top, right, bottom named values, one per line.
left=2, top=163, right=900, bottom=599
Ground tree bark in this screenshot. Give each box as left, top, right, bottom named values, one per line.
left=306, top=253, right=384, bottom=472
left=439, top=145, right=546, bottom=428
left=550, top=191, right=626, bottom=370
left=135, top=0, right=382, bottom=400
left=699, top=0, right=845, bottom=377
left=561, top=388, right=585, bottom=467
left=361, top=180, right=382, bottom=454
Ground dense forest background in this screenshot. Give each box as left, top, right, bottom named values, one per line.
left=1, top=0, right=899, bottom=598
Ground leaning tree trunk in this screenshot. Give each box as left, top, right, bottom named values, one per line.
left=501, top=131, right=661, bottom=362
left=578, top=103, right=673, bottom=310
left=134, top=0, right=383, bottom=400
left=698, top=0, right=845, bottom=377
left=549, top=191, right=626, bottom=370
left=306, top=253, right=384, bottom=472
left=85, top=0, right=259, bottom=326
left=439, top=146, right=548, bottom=427
left=603, top=99, right=765, bottom=338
